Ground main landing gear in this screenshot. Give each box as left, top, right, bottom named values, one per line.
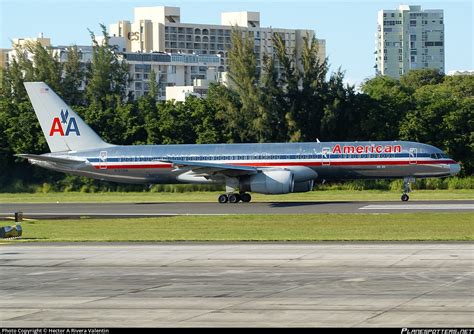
left=401, top=177, right=414, bottom=202
left=218, top=192, right=252, bottom=204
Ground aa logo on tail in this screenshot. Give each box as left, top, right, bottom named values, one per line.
left=49, top=109, right=80, bottom=136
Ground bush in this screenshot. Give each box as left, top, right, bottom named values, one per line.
left=316, top=177, right=474, bottom=191
left=37, top=182, right=52, bottom=193
left=0, top=176, right=472, bottom=193
left=149, top=184, right=224, bottom=193
left=447, top=177, right=474, bottom=190
left=389, top=179, right=403, bottom=191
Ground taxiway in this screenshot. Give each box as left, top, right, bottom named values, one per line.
left=0, top=243, right=472, bottom=327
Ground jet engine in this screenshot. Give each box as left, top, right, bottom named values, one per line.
left=292, top=180, right=314, bottom=193
left=240, top=170, right=294, bottom=194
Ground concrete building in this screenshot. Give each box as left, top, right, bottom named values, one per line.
left=166, top=86, right=204, bottom=102
left=5, top=34, right=53, bottom=65
left=121, top=52, right=220, bottom=99
left=375, top=5, right=444, bottom=79
left=109, top=6, right=326, bottom=73
left=0, top=49, right=11, bottom=69
left=12, top=34, right=51, bottom=48
left=447, top=70, right=474, bottom=76
left=5, top=35, right=220, bottom=100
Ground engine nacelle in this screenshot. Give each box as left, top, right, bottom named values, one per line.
left=292, top=180, right=314, bottom=193
left=240, top=170, right=294, bottom=194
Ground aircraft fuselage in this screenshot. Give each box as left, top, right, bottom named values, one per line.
left=33, top=141, right=460, bottom=185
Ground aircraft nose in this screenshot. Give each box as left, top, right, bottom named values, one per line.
left=450, top=163, right=461, bottom=175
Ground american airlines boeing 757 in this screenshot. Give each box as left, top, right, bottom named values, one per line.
left=19, top=82, right=461, bottom=203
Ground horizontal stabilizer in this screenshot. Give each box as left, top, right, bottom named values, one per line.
left=16, top=154, right=88, bottom=165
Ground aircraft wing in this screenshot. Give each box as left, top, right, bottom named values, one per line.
left=167, top=159, right=259, bottom=177
left=16, top=154, right=88, bottom=165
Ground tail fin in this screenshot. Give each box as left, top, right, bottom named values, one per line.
left=24, top=82, right=111, bottom=152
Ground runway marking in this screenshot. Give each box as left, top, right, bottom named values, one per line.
left=360, top=204, right=474, bottom=210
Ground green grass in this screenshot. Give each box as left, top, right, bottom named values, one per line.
left=0, top=189, right=473, bottom=203
left=2, top=213, right=472, bottom=242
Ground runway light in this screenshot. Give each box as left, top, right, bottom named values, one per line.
left=15, top=211, right=23, bottom=222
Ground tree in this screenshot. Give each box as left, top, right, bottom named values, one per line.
left=26, top=41, right=62, bottom=93
left=320, top=69, right=360, bottom=141
left=2, top=48, right=34, bottom=104
left=156, top=100, right=195, bottom=144
left=86, top=24, right=129, bottom=109
left=272, top=32, right=300, bottom=141
left=224, top=28, right=260, bottom=142
left=399, top=76, right=474, bottom=174
left=209, top=83, right=242, bottom=143
left=400, top=68, right=444, bottom=91
left=62, top=45, right=86, bottom=106
left=187, top=95, right=224, bottom=144
left=148, top=69, right=159, bottom=101
left=257, top=54, right=288, bottom=142
left=360, top=76, right=412, bottom=140
left=273, top=33, right=328, bottom=141
left=272, top=32, right=329, bottom=142
left=297, top=34, right=329, bottom=142
left=137, top=94, right=161, bottom=144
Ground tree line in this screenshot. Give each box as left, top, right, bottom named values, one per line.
left=0, top=26, right=472, bottom=192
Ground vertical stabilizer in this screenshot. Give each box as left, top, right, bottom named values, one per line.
left=24, top=82, right=111, bottom=152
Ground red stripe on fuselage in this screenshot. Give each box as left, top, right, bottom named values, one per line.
left=95, top=163, right=173, bottom=169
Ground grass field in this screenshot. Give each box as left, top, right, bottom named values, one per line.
left=0, top=189, right=473, bottom=203
left=2, top=213, right=472, bottom=242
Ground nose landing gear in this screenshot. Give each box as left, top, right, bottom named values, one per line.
left=401, top=177, right=414, bottom=201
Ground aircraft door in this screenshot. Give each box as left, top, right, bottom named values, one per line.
left=99, top=151, right=107, bottom=170
left=322, top=147, right=331, bottom=166
left=409, top=148, right=417, bottom=164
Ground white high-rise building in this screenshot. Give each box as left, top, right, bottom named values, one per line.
left=375, top=5, right=444, bottom=79
left=109, top=6, right=326, bottom=73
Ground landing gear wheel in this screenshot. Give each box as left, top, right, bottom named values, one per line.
left=218, top=194, right=228, bottom=204
left=228, top=193, right=241, bottom=203
left=241, top=193, right=252, bottom=203
left=402, top=177, right=414, bottom=202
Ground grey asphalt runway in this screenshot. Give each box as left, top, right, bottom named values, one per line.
left=0, top=200, right=473, bottom=219
left=0, top=243, right=472, bottom=327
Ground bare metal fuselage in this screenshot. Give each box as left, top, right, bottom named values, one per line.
left=30, top=141, right=460, bottom=185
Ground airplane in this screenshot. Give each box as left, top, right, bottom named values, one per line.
left=18, top=82, right=461, bottom=203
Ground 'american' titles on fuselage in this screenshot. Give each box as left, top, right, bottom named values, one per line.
left=332, top=144, right=401, bottom=154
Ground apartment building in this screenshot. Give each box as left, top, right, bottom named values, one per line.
left=109, top=6, right=326, bottom=73
left=375, top=5, right=444, bottom=79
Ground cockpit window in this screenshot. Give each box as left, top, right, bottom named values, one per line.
left=431, top=153, right=449, bottom=159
